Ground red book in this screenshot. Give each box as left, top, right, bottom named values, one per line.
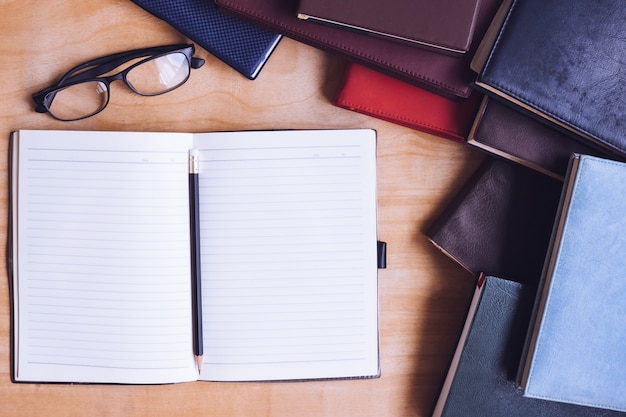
left=333, top=63, right=482, bottom=143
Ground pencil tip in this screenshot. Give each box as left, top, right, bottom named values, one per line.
left=196, top=355, right=203, bottom=374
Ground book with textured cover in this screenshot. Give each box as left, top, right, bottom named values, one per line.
left=334, top=63, right=482, bottom=142
left=215, top=0, right=502, bottom=99
left=297, top=0, right=481, bottom=55
left=130, top=0, right=281, bottom=79
left=518, top=155, right=626, bottom=412
left=473, top=0, right=626, bottom=157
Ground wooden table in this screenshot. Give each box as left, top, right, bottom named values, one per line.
left=0, top=1, right=485, bottom=416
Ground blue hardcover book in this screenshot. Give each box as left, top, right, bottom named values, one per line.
left=433, top=274, right=626, bottom=417
left=130, top=0, right=281, bottom=79
left=473, top=0, right=626, bottom=158
left=518, top=155, right=626, bottom=412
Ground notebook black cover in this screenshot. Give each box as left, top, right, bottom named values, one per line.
left=130, top=0, right=281, bottom=79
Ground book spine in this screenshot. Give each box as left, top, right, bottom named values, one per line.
left=470, top=0, right=515, bottom=74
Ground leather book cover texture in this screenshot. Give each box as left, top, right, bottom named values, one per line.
left=215, top=0, right=503, bottom=99
left=468, top=97, right=610, bottom=180
left=130, top=0, right=281, bottom=80
left=432, top=275, right=626, bottom=417
left=425, top=157, right=562, bottom=285
left=296, top=0, right=481, bottom=55
left=518, top=155, right=626, bottom=413
left=473, top=0, right=626, bottom=157
left=333, top=63, right=483, bottom=143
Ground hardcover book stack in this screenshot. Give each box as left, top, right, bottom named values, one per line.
left=426, top=0, right=626, bottom=415
left=430, top=155, right=626, bottom=416
left=214, top=0, right=504, bottom=144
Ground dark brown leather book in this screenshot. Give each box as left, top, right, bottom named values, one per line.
left=296, top=0, right=481, bottom=56
left=425, top=157, right=562, bottom=285
left=215, top=0, right=503, bottom=100
left=467, top=97, right=610, bottom=180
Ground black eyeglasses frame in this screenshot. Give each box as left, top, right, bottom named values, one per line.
left=32, top=43, right=205, bottom=121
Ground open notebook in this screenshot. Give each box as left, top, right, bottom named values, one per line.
left=9, top=129, right=381, bottom=384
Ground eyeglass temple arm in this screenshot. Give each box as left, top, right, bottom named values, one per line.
left=53, top=54, right=204, bottom=89
left=56, top=44, right=202, bottom=85
left=190, top=57, right=205, bottom=69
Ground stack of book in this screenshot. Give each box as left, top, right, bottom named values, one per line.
left=201, top=0, right=626, bottom=415
left=430, top=154, right=626, bottom=416
left=213, top=0, right=502, bottom=143
left=425, top=0, right=626, bottom=415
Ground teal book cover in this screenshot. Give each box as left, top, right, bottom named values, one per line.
left=433, top=275, right=626, bottom=417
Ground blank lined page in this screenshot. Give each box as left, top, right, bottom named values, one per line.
left=12, top=130, right=198, bottom=384
left=194, top=129, right=379, bottom=381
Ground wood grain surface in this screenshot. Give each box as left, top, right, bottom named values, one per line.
left=0, top=1, right=485, bottom=416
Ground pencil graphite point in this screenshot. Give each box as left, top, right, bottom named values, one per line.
left=196, top=355, right=203, bottom=374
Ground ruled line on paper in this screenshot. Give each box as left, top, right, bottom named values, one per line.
left=18, top=141, right=195, bottom=377
left=193, top=138, right=377, bottom=377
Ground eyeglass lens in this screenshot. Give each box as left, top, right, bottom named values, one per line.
left=45, top=52, right=191, bottom=121
left=126, top=52, right=190, bottom=95
left=47, top=81, right=109, bottom=121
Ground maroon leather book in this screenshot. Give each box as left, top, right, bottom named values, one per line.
left=468, top=97, right=611, bottom=179
left=297, top=0, right=481, bottom=56
left=425, top=157, right=562, bottom=285
left=334, top=63, right=483, bottom=142
left=215, top=0, right=502, bottom=100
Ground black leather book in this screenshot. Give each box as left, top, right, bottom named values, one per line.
left=425, top=157, right=562, bottom=285
left=472, top=0, right=626, bottom=158
left=432, top=274, right=626, bottom=417
left=130, top=0, right=281, bottom=79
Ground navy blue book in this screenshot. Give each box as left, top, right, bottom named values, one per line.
left=472, top=0, right=626, bottom=158
left=432, top=274, right=626, bottom=417
left=130, top=0, right=281, bottom=79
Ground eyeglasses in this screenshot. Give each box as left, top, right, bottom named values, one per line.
left=32, top=44, right=205, bottom=121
